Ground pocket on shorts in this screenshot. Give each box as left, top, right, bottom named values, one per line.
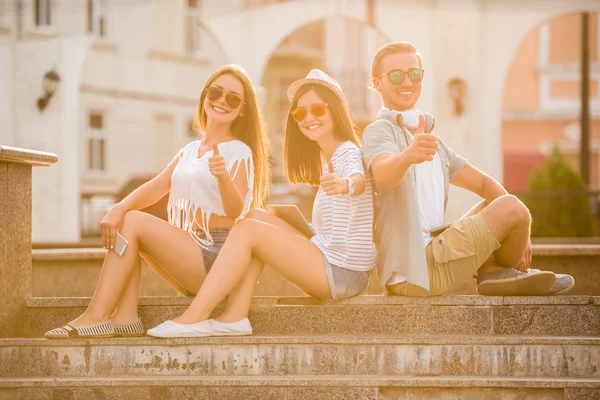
left=430, top=220, right=477, bottom=266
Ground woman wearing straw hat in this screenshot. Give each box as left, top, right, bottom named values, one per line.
left=147, top=69, right=377, bottom=338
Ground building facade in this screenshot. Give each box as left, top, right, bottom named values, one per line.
left=503, top=12, right=600, bottom=193
left=1, top=0, right=599, bottom=242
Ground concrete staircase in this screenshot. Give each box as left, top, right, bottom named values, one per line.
left=2, top=145, right=599, bottom=398
left=1, top=295, right=599, bottom=399
left=6, top=241, right=600, bottom=399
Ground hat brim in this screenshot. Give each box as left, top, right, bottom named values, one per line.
left=287, top=78, right=349, bottom=110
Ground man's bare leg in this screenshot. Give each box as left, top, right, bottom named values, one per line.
left=461, top=196, right=531, bottom=275
left=472, top=195, right=555, bottom=295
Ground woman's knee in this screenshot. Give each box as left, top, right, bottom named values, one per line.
left=245, top=208, right=271, bottom=221
left=232, top=218, right=264, bottom=245
left=121, top=210, right=146, bottom=235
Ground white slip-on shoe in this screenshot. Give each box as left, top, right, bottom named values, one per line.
left=146, top=319, right=212, bottom=338
left=209, top=318, right=253, bottom=336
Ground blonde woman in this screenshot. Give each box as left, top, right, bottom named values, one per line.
left=45, top=65, right=270, bottom=338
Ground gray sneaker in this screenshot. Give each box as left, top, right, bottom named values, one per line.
left=477, top=268, right=556, bottom=296
left=527, top=269, right=575, bottom=295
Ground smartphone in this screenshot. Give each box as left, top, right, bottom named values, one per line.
left=113, top=232, right=129, bottom=256
left=266, top=204, right=315, bottom=238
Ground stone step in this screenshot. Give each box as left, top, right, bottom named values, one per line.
left=32, top=244, right=600, bottom=298
left=32, top=248, right=305, bottom=297
left=0, top=376, right=598, bottom=400
left=25, top=295, right=600, bottom=338
left=1, top=335, right=598, bottom=379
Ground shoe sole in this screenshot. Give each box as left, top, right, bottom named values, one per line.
left=146, top=332, right=211, bottom=338
left=210, top=331, right=253, bottom=337
left=477, top=271, right=555, bottom=296
left=115, top=333, right=146, bottom=337
left=44, top=333, right=115, bottom=339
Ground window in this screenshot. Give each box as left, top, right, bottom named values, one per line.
left=34, top=0, right=52, bottom=27
left=88, top=113, right=106, bottom=172
left=87, top=0, right=106, bottom=37
left=185, top=0, right=202, bottom=55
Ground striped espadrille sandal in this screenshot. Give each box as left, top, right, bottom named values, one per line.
left=114, top=318, right=145, bottom=337
left=44, top=320, right=115, bottom=339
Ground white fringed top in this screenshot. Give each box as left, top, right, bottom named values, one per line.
left=168, top=139, right=254, bottom=250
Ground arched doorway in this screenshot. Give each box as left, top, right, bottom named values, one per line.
left=260, top=16, right=390, bottom=212
left=501, top=12, right=599, bottom=194
left=500, top=11, right=600, bottom=235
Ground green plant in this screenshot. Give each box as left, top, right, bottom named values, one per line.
left=522, top=145, right=597, bottom=237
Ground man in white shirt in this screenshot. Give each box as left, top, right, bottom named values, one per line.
left=362, top=42, right=574, bottom=296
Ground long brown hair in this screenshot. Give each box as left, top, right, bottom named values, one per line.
left=194, top=65, right=270, bottom=208
left=284, top=84, right=360, bottom=186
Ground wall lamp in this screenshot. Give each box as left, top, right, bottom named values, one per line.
left=36, top=69, right=61, bottom=112
left=448, top=77, right=466, bottom=117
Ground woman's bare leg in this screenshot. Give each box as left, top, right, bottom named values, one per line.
left=175, top=217, right=331, bottom=324
left=215, top=209, right=304, bottom=322
left=110, top=250, right=197, bottom=325
left=70, top=211, right=208, bottom=327
left=109, top=261, right=141, bottom=325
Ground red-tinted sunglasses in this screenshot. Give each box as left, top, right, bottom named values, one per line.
left=206, top=86, right=244, bottom=109
left=291, top=103, right=328, bottom=122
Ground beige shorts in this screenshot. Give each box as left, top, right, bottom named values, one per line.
left=388, top=213, right=501, bottom=297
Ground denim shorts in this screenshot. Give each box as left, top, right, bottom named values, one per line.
left=324, top=258, right=371, bottom=300
left=195, top=229, right=230, bottom=274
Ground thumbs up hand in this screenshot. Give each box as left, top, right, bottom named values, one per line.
left=209, top=141, right=227, bottom=179
left=320, top=160, right=348, bottom=196
left=405, top=114, right=437, bottom=164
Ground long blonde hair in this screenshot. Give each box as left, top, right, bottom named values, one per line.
left=194, top=65, right=271, bottom=208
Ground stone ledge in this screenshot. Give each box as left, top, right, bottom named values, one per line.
left=0, top=376, right=598, bottom=388
left=2, top=335, right=599, bottom=347
left=0, top=145, right=57, bottom=166
left=26, top=295, right=599, bottom=308
left=32, top=248, right=107, bottom=261
left=533, top=244, right=600, bottom=257
left=32, top=244, right=600, bottom=261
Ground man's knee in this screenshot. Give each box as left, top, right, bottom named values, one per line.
left=506, top=195, right=531, bottom=227
left=495, top=195, right=530, bottom=227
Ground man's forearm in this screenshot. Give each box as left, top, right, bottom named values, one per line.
left=373, top=150, right=413, bottom=190
left=460, top=182, right=507, bottom=219
left=482, top=176, right=508, bottom=204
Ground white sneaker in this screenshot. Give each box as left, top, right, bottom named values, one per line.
left=209, top=318, right=253, bottom=336
left=146, top=319, right=212, bottom=338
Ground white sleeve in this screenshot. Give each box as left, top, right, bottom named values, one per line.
left=334, top=144, right=365, bottom=179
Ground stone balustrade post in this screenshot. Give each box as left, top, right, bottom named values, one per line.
left=0, top=146, right=57, bottom=338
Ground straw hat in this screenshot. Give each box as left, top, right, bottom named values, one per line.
left=287, top=69, right=349, bottom=111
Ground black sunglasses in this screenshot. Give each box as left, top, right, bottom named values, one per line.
left=379, top=68, right=425, bottom=85
left=205, top=86, right=244, bottom=109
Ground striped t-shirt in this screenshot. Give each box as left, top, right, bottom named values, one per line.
left=311, top=141, right=377, bottom=272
